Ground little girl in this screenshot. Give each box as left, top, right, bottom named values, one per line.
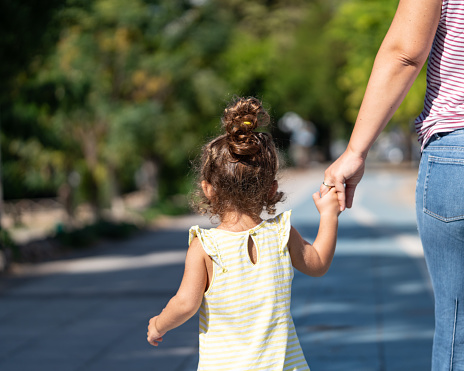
left=147, top=97, right=341, bottom=370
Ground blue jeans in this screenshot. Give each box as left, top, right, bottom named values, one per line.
left=416, top=128, right=464, bottom=371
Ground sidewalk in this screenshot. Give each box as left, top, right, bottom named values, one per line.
left=0, top=166, right=434, bottom=371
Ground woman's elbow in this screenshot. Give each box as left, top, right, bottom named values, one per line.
left=395, top=50, right=427, bottom=68
left=381, top=39, right=430, bottom=69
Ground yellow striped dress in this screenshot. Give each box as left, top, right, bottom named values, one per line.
left=189, top=210, right=310, bottom=371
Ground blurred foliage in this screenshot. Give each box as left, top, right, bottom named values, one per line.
left=1, top=0, right=428, bottom=218
left=329, top=0, right=427, bottom=128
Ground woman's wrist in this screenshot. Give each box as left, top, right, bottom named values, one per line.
left=346, top=142, right=369, bottom=161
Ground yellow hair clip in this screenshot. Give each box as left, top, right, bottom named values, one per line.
left=243, top=121, right=252, bottom=125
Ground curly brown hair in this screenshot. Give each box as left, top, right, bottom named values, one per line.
left=193, top=96, right=284, bottom=220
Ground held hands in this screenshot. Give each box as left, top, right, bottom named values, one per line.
left=312, top=187, right=342, bottom=218
left=319, top=149, right=366, bottom=211
left=147, top=316, right=166, bottom=347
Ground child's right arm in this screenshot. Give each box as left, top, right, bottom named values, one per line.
left=147, top=237, right=208, bottom=346
left=288, top=188, right=340, bottom=277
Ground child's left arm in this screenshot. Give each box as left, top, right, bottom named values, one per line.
left=288, top=188, right=341, bottom=277
left=147, top=237, right=208, bottom=346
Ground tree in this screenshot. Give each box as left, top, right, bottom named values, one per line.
left=7, top=0, right=237, bottom=218
left=0, top=0, right=66, bottom=227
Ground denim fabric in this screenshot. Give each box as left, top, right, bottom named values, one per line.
left=416, top=129, right=464, bottom=371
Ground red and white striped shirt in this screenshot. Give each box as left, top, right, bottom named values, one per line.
left=415, top=0, right=464, bottom=150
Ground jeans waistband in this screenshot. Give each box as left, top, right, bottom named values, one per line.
left=425, top=128, right=464, bottom=149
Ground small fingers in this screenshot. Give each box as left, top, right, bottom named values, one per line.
left=147, top=336, right=156, bottom=346
left=319, top=184, right=329, bottom=196
left=313, top=187, right=337, bottom=202
left=147, top=336, right=163, bottom=347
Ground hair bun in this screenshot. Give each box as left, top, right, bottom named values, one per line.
left=222, top=97, right=270, bottom=157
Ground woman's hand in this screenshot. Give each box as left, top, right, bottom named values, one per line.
left=320, top=148, right=366, bottom=211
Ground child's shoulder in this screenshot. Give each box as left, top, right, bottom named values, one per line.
left=271, top=209, right=292, bottom=221
left=266, top=209, right=292, bottom=228
left=188, top=225, right=213, bottom=243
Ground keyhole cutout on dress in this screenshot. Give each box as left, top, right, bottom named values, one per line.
left=248, top=236, right=258, bottom=265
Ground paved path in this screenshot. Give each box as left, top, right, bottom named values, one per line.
left=0, top=166, right=434, bottom=371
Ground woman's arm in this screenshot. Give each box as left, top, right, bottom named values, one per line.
left=147, top=238, right=208, bottom=346
left=322, top=0, right=442, bottom=210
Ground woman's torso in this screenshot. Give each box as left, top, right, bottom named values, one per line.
left=415, top=0, right=464, bottom=150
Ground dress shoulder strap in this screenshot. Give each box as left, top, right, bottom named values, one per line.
left=189, top=226, right=228, bottom=272
left=269, top=210, right=292, bottom=255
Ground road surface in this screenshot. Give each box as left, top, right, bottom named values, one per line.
left=0, top=165, right=434, bottom=371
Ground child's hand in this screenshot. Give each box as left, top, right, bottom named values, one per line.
left=312, top=188, right=341, bottom=217
left=147, top=316, right=166, bottom=347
